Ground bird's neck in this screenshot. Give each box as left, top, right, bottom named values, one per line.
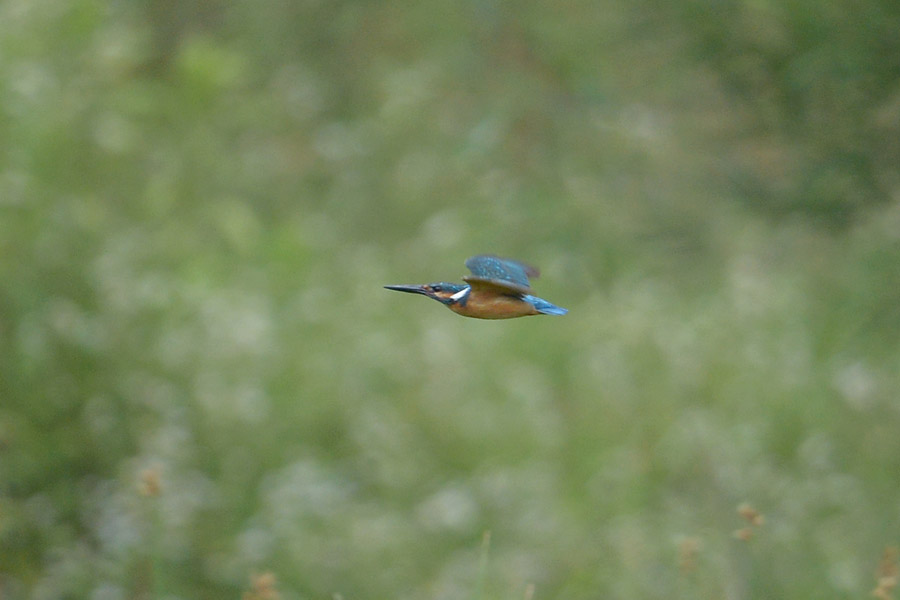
left=447, top=286, right=471, bottom=306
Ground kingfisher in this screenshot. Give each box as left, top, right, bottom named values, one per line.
left=385, top=254, right=568, bottom=319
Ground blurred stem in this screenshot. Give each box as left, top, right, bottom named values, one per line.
left=150, top=499, right=165, bottom=598
left=472, top=530, right=491, bottom=600
left=135, top=491, right=166, bottom=599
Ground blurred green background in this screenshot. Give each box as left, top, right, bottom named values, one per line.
left=2, top=0, right=900, bottom=598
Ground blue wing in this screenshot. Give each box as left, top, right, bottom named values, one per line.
left=463, top=255, right=539, bottom=294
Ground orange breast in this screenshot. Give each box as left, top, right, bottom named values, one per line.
left=449, top=292, right=539, bottom=319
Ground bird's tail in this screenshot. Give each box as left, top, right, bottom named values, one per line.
left=524, top=295, right=568, bottom=316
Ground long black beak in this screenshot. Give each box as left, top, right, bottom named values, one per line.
left=384, top=284, right=430, bottom=296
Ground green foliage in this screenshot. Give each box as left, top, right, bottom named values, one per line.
left=2, top=0, right=900, bottom=598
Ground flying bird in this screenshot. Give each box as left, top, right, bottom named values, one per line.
left=385, top=254, right=568, bottom=319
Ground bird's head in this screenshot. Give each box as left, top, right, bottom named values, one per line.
left=384, top=282, right=469, bottom=305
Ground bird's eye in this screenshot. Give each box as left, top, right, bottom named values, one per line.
left=432, top=285, right=442, bottom=292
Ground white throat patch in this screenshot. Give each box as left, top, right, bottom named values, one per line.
left=449, top=287, right=470, bottom=302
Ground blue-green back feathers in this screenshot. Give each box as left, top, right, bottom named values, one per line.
left=463, top=255, right=539, bottom=294
left=522, top=294, right=568, bottom=316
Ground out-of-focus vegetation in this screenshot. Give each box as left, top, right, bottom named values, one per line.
left=2, top=0, right=900, bottom=597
